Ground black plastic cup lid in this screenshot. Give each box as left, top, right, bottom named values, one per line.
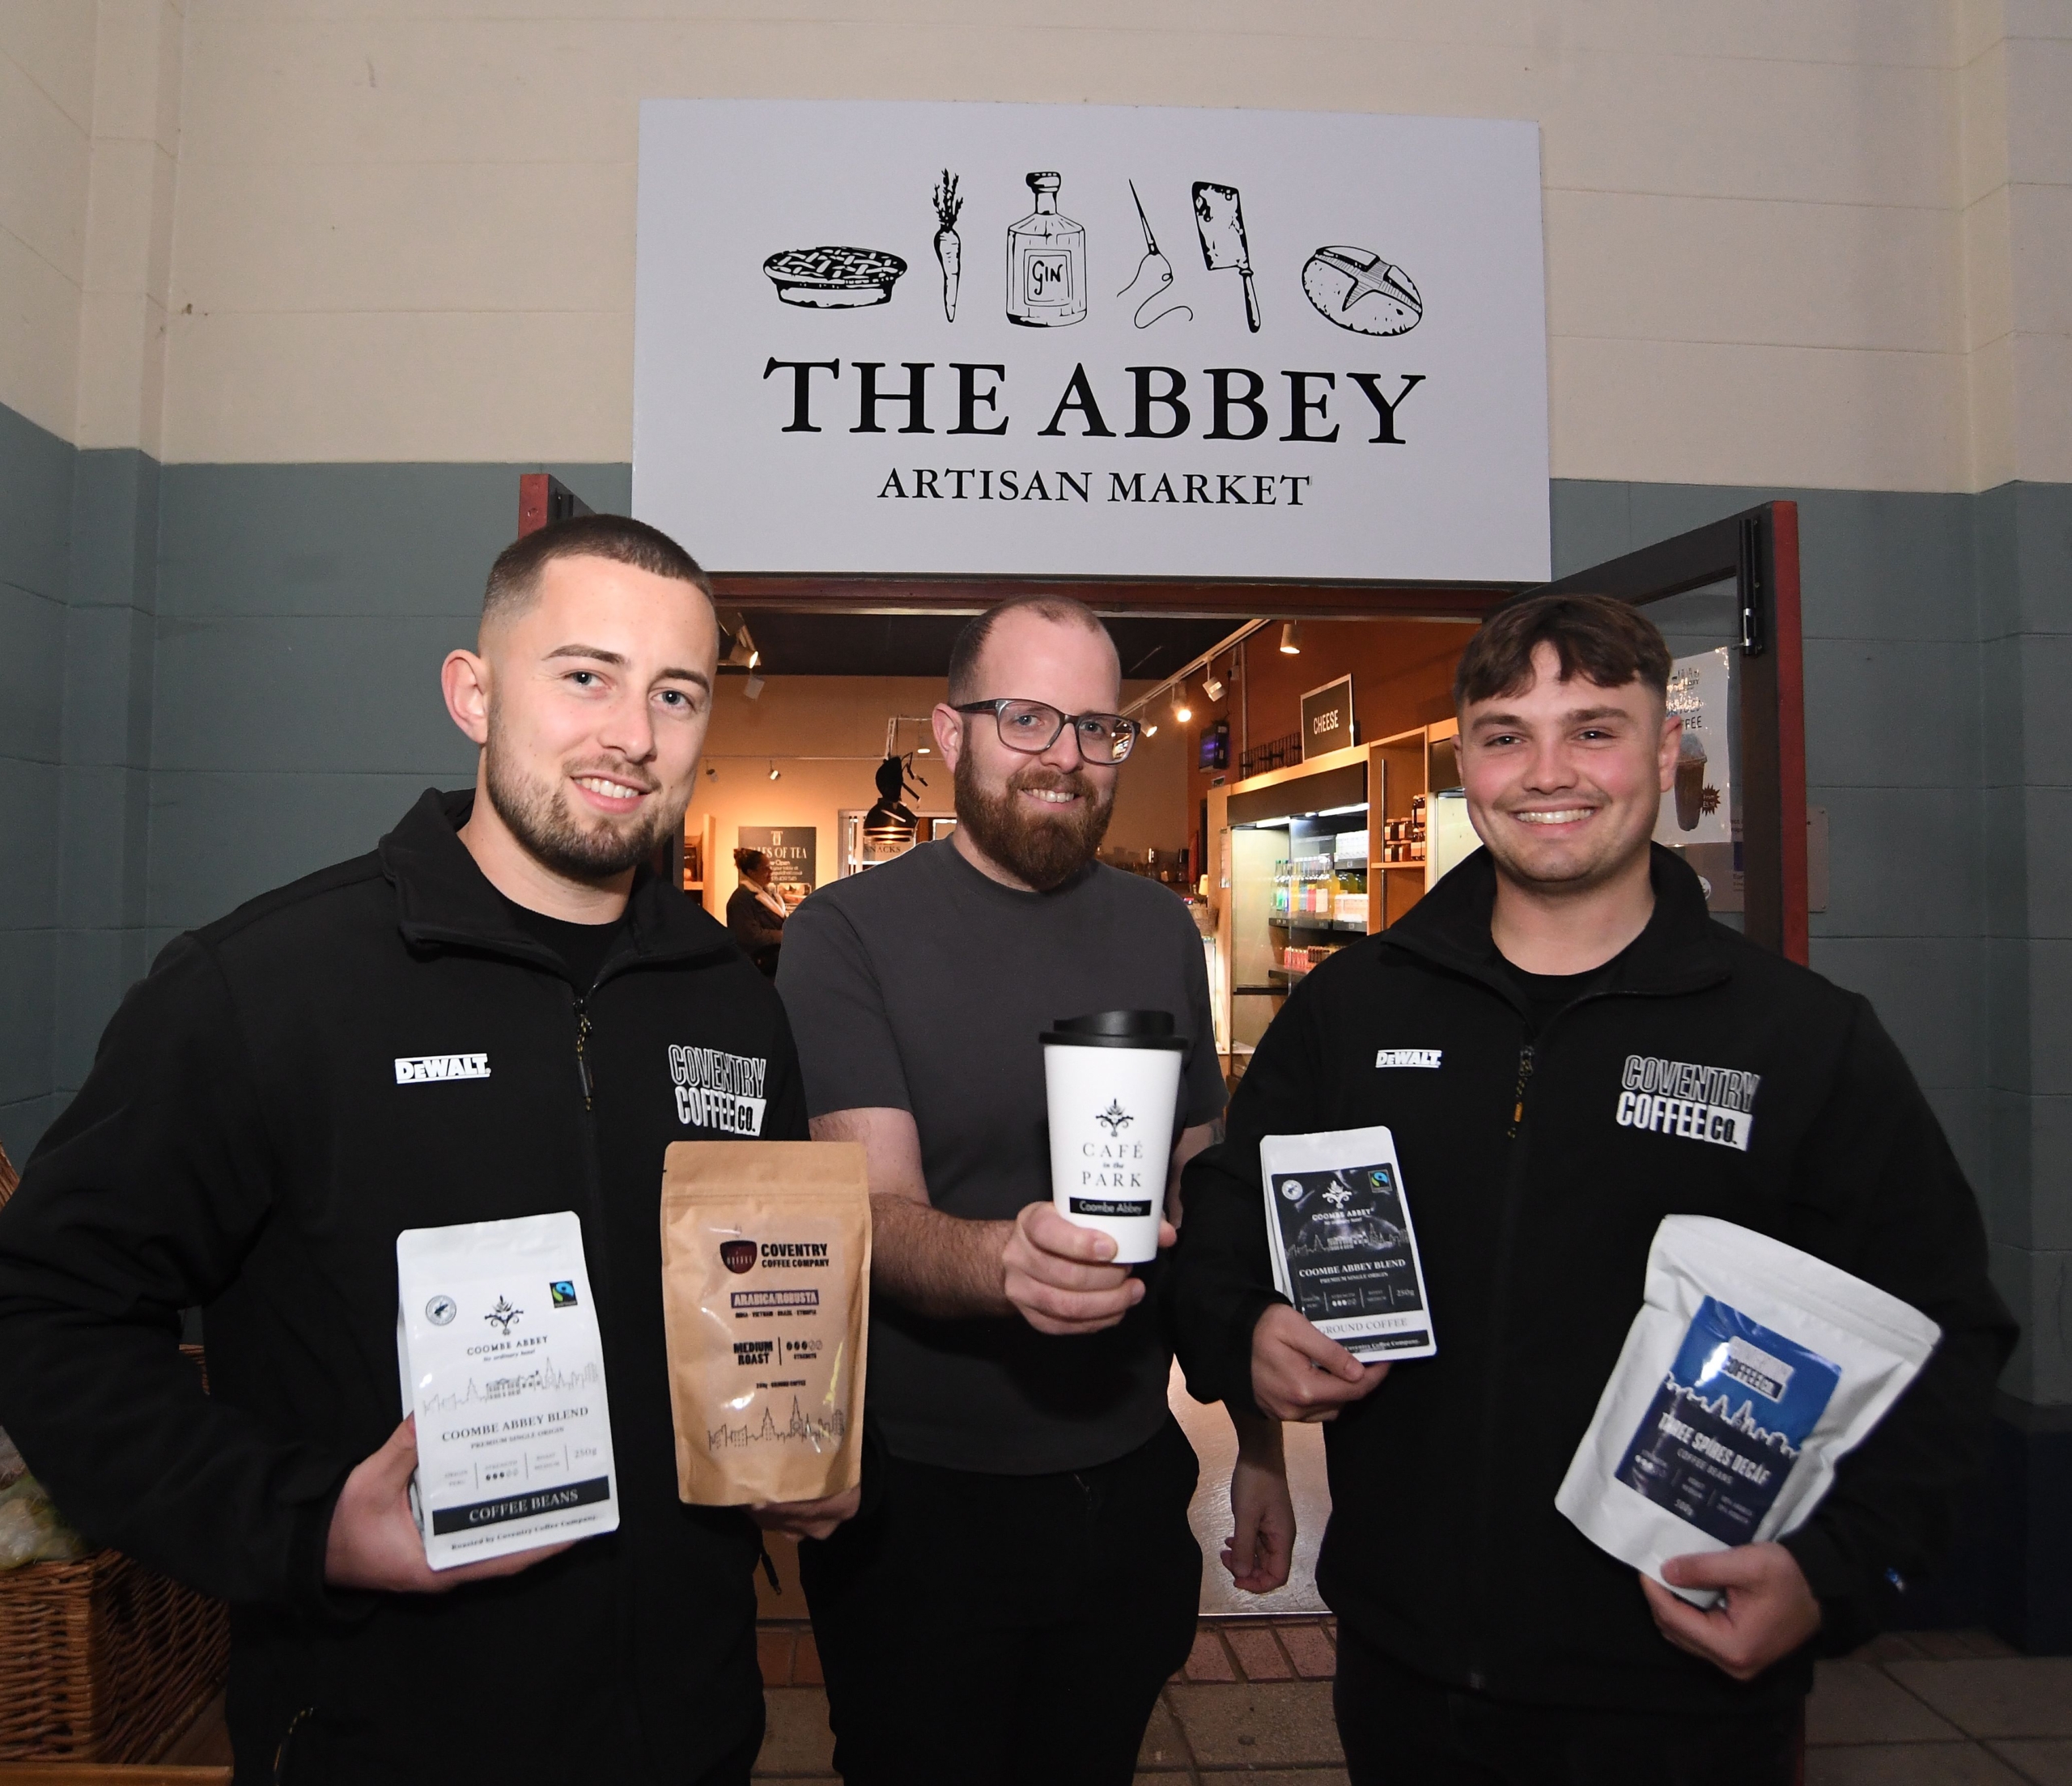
left=1041, top=1008, right=1187, bottom=1050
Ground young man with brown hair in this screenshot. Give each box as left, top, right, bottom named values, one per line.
left=0, top=515, right=840, bottom=1784
left=1168, top=593, right=2014, bottom=1785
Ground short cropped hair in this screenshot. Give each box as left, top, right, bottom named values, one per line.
left=946, top=595, right=1116, bottom=704
left=1454, top=592, right=1672, bottom=711
left=482, top=513, right=715, bottom=630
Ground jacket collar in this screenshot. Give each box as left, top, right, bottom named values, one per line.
left=378, top=788, right=734, bottom=976
left=1376, top=842, right=1734, bottom=1004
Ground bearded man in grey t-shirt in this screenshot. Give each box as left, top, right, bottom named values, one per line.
left=775, top=596, right=1295, bottom=1786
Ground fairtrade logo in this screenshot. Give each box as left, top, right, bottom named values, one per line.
left=720, top=1240, right=758, bottom=1275
left=426, top=1295, right=457, bottom=1326
left=549, top=1280, right=578, bottom=1308
left=483, top=1295, right=524, bottom=1334
left=1095, top=1100, right=1133, bottom=1136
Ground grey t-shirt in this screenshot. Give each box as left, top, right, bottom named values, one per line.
left=775, top=839, right=1225, bottom=1474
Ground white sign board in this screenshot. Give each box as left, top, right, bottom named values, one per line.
left=1656, top=648, right=1734, bottom=846
left=634, top=100, right=1550, bottom=583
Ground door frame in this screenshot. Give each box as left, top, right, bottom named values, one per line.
left=1529, top=500, right=1807, bottom=964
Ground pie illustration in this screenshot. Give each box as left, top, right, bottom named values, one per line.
left=1301, top=245, right=1422, bottom=337
left=762, top=245, right=908, bottom=308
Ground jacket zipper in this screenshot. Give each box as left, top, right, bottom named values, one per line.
left=1506, top=1044, right=1534, bottom=1139
left=1468, top=1039, right=1536, bottom=1691
left=574, top=996, right=596, bottom=1109
left=1463, top=981, right=1685, bottom=1691
left=568, top=985, right=612, bottom=1313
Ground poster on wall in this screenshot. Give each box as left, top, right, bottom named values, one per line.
left=635, top=100, right=1550, bottom=583
left=739, top=826, right=817, bottom=903
left=1654, top=649, right=1733, bottom=848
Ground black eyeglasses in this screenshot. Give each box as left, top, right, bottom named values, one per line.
left=952, top=699, right=1141, bottom=765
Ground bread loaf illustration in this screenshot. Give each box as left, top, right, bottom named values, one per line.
left=1301, top=245, right=1422, bottom=337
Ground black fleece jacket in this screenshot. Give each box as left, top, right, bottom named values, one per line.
left=0, top=791, right=807, bottom=1784
left=1168, top=846, right=2015, bottom=1713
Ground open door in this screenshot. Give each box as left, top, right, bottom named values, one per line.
left=1529, top=502, right=1808, bottom=965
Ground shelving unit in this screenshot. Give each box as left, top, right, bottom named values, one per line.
left=1206, top=719, right=1461, bottom=1080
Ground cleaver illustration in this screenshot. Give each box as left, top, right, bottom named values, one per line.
left=1192, top=181, right=1261, bottom=333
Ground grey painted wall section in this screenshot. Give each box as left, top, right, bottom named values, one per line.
left=0, top=412, right=2061, bottom=1411
left=1555, top=480, right=2066, bottom=1407
left=0, top=405, right=72, bottom=1160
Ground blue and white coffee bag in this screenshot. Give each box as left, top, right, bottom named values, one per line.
left=1556, top=1215, right=1938, bottom=1606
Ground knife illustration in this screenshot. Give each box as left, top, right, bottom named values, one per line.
left=1192, top=181, right=1260, bottom=333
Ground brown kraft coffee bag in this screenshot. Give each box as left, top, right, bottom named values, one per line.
left=660, top=1141, right=871, bottom=1506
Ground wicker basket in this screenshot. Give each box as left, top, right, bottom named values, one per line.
left=0, top=1546, right=227, bottom=1763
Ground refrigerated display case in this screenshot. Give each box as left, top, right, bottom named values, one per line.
left=1207, top=719, right=1459, bottom=1081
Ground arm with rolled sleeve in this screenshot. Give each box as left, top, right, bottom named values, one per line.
left=1776, top=999, right=2018, bottom=1649
left=0, top=938, right=357, bottom=1613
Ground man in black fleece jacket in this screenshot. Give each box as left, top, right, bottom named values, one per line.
left=1168, top=594, right=2015, bottom=1786
left=0, top=516, right=846, bottom=1783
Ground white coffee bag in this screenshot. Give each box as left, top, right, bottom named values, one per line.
left=396, top=1212, right=618, bottom=1570
left=1259, top=1126, right=1437, bottom=1364
left=1555, top=1215, right=1938, bottom=1605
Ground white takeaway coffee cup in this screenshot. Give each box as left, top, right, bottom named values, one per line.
left=1041, top=1010, right=1187, bottom=1265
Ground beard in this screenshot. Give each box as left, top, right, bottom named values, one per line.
left=953, top=750, right=1115, bottom=891
left=483, top=714, right=677, bottom=884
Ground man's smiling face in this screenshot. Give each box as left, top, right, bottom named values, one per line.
left=1458, top=640, right=1679, bottom=897
left=936, top=607, right=1123, bottom=891
left=478, top=554, right=718, bottom=882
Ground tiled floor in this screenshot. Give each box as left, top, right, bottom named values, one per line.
left=753, top=1623, right=2072, bottom=1784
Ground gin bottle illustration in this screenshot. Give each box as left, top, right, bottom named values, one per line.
left=1005, top=172, right=1087, bottom=327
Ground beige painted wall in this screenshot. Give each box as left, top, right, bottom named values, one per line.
left=1, top=0, right=184, bottom=452
left=6, top=2, right=2068, bottom=488
left=694, top=674, right=1191, bottom=910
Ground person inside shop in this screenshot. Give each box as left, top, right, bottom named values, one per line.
left=775, top=595, right=1294, bottom=1786
left=1167, top=593, right=2015, bottom=1786
left=0, top=514, right=852, bottom=1785
left=726, top=846, right=789, bottom=975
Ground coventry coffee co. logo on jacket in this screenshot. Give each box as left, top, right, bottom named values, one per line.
left=1614, top=1054, right=1760, bottom=1153
left=668, top=1044, right=769, bottom=1137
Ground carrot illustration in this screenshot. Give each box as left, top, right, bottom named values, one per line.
left=932, top=169, right=963, bottom=321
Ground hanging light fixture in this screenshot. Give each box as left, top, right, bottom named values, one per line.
left=1172, top=685, right=1193, bottom=724
left=1280, top=621, right=1302, bottom=655
left=862, top=753, right=918, bottom=843
left=1202, top=668, right=1226, bottom=702
left=767, top=762, right=781, bottom=781
left=1142, top=722, right=1159, bottom=738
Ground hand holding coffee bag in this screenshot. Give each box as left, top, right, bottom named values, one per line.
left=659, top=1142, right=871, bottom=1507
left=1556, top=1216, right=1939, bottom=1606
left=395, top=1211, right=618, bottom=1570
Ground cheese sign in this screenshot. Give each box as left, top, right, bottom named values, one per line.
left=1301, top=676, right=1357, bottom=759
left=633, top=100, right=1550, bottom=583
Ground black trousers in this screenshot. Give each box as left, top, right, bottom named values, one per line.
left=800, top=1416, right=1202, bottom=1786
left=1335, top=1626, right=1801, bottom=1786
